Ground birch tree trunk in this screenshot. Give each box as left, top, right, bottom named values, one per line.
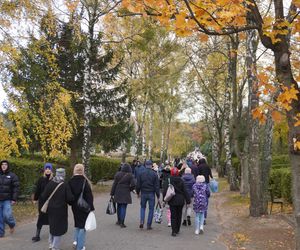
left=148, top=107, right=154, bottom=159
left=246, top=27, right=262, bottom=216
left=165, top=115, right=172, bottom=162
left=261, top=111, right=274, bottom=214
left=142, top=124, right=146, bottom=158
left=160, top=116, right=166, bottom=163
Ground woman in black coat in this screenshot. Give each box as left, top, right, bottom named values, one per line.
left=110, top=163, right=135, bottom=228
left=68, top=164, right=94, bottom=250
left=41, top=168, right=74, bottom=250
left=31, top=163, right=53, bottom=242
left=163, top=167, right=190, bottom=237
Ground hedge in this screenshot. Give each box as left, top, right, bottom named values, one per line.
left=271, top=155, right=290, bottom=165
left=6, top=155, right=121, bottom=196
left=269, top=168, right=292, bottom=203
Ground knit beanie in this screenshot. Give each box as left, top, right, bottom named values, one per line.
left=196, top=175, right=205, bottom=183
left=44, top=163, right=53, bottom=171
left=73, top=164, right=84, bottom=175
left=56, top=168, right=66, bottom=179
left=184, top=167, right=192, bottom=174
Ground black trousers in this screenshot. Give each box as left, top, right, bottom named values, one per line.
left=170, top=205, right=184, bottom=234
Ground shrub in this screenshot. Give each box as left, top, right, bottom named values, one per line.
left=269, top=168, right=292, bottom=203
left=271, top=155, right=290, bottom=165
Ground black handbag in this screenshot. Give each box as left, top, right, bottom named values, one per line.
left=77, top=179, right=91, bottom=213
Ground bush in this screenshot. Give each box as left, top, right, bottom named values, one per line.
left=269, top=168, right=292, bottom=203
left=271, top=155, right=290, bottom=165
left=7, top=155, right=121, bottom=197
left=89, top=156, right=121, bottom=184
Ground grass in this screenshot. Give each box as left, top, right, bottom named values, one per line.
left=14, top=202, right=38, bottom=223
left=217, top=177, right=229, bottom=192
left=92, top=183, right=112, bottom=194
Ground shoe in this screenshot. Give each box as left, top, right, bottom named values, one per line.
left=49, top=243, right=53, bottom=249
left=182, top=220, right=187, bottom=226
left=32, top=236, right=40, bottom=242
left=120, top=223, right=127, bottom=228
left=187, top=216, right=191, bottom=226
left=72, top=241, right=77, bottom=249
left=200, top=225, right=204, bottom=234
left=115, top=221, right=120, bottom=225
left=195, top=230, right=199, bottom=235
left=204, top=220, right=206, bottom=225
left=147, top=226, right=152, bottom=230
left=139, top=224, right=144, bottom=229
left=168, top=222, right=171, bottom=227
left=82, top=247, right=86, bottom=250
left=171, top=232, right=176, bottom=237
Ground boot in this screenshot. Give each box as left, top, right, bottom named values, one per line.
left=187, top=216, right=191, bottom=226
left=120, top=220, right=127, bottom=228
left=32, top=228, right=41, bottom=242
left=182, top=220, right=187, bottom=226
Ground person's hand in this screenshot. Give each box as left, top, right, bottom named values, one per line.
left=11, top=200, right=16, bottom=205
left=162, top=201, right=166, bottom=207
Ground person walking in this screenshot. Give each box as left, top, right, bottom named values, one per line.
left=110, top=163, right=135, bottom=228
left=136, top=160, right=160, bottom=230
left=198, top=158, right=213, bottom=224
left=41, top=168, right=74, bottom=250
left=31, top=163, right=53, bottom=242
left=0, top=160, right=19, bottom=238
left=192, top=175, right=210, bottom=234
left=181, top=167, right=195, bottom=226
left=161, top=165, right=171, bottom=226
left=69, top=164, right=94, bottom=250
left=163, top=167, right=190, bottom=237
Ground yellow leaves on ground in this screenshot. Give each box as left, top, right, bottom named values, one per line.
left=277, top=85, right=299, bottom=111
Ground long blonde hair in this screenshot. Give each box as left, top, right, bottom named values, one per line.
left=73, top=164, right=92, bottom=189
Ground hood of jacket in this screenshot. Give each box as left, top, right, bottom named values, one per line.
left=0, top=160, right=10, bottom=174
left=121, top=163, right=132, bottom=173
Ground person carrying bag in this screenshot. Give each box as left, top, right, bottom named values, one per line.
left=41, top=182, right=63, bottom=213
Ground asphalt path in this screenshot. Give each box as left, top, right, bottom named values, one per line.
left=0, top=187, right=226, bottom=250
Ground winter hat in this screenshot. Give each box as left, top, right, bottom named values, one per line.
left=196, top=175, right=205, bottom=183
left=56, top=168, right=66, bottom=179
left=145, top=160, right=153, bottom=168
left=44, top=163, right=53, bottom=171
left=184, top=167, right=192, bottom=174
left=73, top=164, right=84, bottom=175
left=170, top=167, right=179, bottom=176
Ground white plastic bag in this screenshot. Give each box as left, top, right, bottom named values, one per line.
left=85, top=211, right=97, bottom=231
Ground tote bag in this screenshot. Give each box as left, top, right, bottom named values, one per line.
left=41, top=182, right=63, bottom=213
left=85, top=211, right=97, bottom=231
left=106, top=197, right=116, bottom=215
left=210, top=179, right=219, bottom=193
left=154, top=202, right=163, bottom=223
left=163, top=178, right=175, bottom=202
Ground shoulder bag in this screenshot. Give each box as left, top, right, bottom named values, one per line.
left=77, top=179, right=91, bottom=213
left=41, top=182, right=63, bottom=213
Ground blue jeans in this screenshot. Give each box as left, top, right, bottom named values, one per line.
left=140, top=193, right=155, bottom=226
left=0, top=200, right=16, bottom=237
left=73, top=228, right=86, bottom=250
left=195, top=212, right=205, bottom=231
left=117, top=203, right=128, bottom=223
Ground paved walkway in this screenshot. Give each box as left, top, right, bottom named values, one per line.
left=0, top=188, right=226, bottom=250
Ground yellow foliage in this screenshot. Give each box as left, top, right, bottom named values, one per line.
left=277, top=85, right=299, bottom=111
left=0, top=117, right=19, bottom=159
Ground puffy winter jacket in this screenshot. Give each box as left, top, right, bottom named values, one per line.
left=0, top=161, right=19, bottom=201
left=182, top=173, right=195, bottom=198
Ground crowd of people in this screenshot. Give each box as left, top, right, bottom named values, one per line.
left=111, top=157, right=213, bottom=237
left=0, top=156, right=214, bottom=249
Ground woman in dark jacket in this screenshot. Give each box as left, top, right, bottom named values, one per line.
left=181, top=167, right=195, bottom=226
left=41, top=168, right=74, bottom=250
left=69, top=164, right=94, bottom=250
left=110, top=163, right=135, bottom=228
left=31, top=163, right=53, bottom=242
left=163, top=167, right=190, bottom=237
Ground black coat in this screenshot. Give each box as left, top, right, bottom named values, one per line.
left=68, top=175, right=95, bottom=229
left=0, top=161, right=19, bottom=201
left=111, top=165, right=135, bottom=204
left=33, top=176, right=52, bottom=225
left=163, top=176, right=190, bottom=206
left=136, top=167, right=160, bottom=198
left=198, top=164, right=213, bottom=183
left=41, top=181, right=74, bottom=236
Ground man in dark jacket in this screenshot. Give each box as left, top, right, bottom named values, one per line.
left=136, top=160, right=160, bottom=230
left=0, top=160, right=19, bottom=237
